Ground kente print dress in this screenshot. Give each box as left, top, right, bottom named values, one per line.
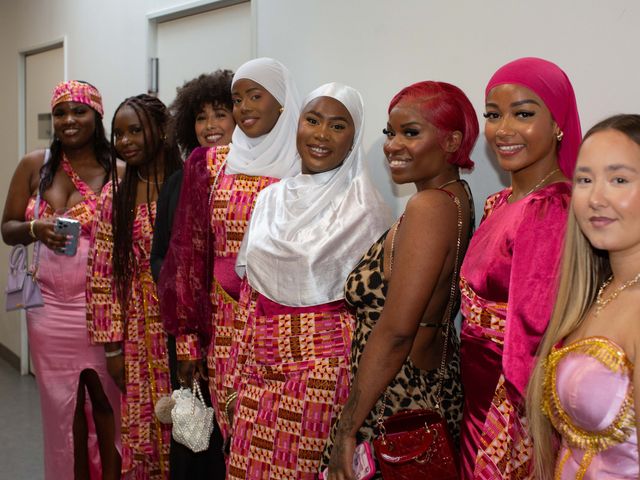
left=542, top=337, right=637, bottom=479
left=459, top=182, right=570, bottom=479
left=174, top=146, right=279, bottom=440
left=26, top=155, right=121, bottom=480
left=87, top=183, right=171, bottom=480
left=227, top=288, right=353, bottom=480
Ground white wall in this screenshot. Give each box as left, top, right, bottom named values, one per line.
left=254, top=0, right=640, bottom=216
left=1, top=0, right=639, bottom=357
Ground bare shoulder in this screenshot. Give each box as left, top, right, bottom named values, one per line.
left=115, top=160, right=126, bottom=179
left=20, top=149, right=47, bottom=170
left=404, top=189, right=458, bottom=222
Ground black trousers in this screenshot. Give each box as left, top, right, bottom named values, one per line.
left=167, top=335, right=226, bottom=480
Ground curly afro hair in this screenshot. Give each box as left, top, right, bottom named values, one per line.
left=170, top=69, right=234, bottom=156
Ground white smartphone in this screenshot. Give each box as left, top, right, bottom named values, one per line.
left=54, top=217, right=81, bottom=256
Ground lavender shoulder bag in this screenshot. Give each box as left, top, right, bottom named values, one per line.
left=5, top=150, right=49, bottom=311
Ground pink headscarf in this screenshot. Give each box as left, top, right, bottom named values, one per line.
left=485, top=57, right=581, bottom=178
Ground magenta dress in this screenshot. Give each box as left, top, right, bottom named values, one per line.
left=543, top=337, right=638, bottom=479
left=459, top=182, right=570, bottom=479
left=25, top=157, right=121, bottom=480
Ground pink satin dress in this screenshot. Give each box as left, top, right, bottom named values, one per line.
left=25, top=157, right=121, bottom=480
left=459, top=183, right=571, bottom=478
left=543, top=337, right=638, bottom=479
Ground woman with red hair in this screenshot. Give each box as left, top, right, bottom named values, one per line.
left=324, top=80, right=479, bottom=479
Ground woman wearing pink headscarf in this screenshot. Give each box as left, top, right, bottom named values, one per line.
left=459, top=57, right=582, bottom=478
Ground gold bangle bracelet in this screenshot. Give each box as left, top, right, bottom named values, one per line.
left=29, top=220, right=37, bottom=239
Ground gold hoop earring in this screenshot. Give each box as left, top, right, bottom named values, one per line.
left=556, top=130, right=564, bottom=142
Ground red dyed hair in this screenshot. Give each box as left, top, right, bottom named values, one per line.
left=388, top=81, right=479, bottom=169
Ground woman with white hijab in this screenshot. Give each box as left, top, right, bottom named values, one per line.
left=158, top=57, right=301, bottom=444
left=226, top=83, right=391, bottom=479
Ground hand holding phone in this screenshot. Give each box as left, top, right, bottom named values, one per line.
left=320, top=442, right=375, bottom=480
left=54, top=217, right=81, bottom=256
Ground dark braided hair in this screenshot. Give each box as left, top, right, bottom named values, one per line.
left=40, top=81, right=111, bottom=193
left=110, top=94, right=182, bottom=307
left=170, top=70, right=234, bottom=156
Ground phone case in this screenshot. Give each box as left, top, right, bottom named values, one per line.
left=54, top=217, right=81, bottom=256
left=320, top=442, right=375, bottom=480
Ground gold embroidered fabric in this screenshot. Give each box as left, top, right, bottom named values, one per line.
left=542, top=337, right=635, bottom=478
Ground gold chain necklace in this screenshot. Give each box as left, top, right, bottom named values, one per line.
left=595, top=272, right=640, bottom=316
left=509, top=168, right=560, bottom=201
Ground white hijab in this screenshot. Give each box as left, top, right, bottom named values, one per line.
left=238, top=82, right=392, bottom=306
left=225, top=57, right=301, bottom=178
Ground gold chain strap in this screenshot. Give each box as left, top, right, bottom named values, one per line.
left=435, top=195, right=462, bottom=407
left=376, top=193, right=463, bottom=432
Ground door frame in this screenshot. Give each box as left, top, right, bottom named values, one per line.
left=17, top=38, right=66, bottom=375
left=146, top=0, right=254, bottom=95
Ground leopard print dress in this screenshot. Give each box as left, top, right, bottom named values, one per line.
left=321, top=227, right=465, bottom=475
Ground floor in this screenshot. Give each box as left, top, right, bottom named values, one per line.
left=0, top=357, right=44, bottom=479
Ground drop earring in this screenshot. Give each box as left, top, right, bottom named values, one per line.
left=556, top=130, right=564, bottom=142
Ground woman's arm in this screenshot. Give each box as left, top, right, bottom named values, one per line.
left=2, top=150, right=67, bottom=250
left=504, top=191, right=570, bottom=398
left=2, top=150, right=56, bottom=246
left=328, top=190, right=458, bottom=479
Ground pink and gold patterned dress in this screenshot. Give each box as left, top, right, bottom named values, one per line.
left=459, top=182, right=571, bottom=479
left=227, top=291, right=353, bottom=480
left=173, top=146, right=279, bottom=439
left=26, top=156, right=121, bottom=480
left=543, top=337, right=638, bottom=479
left=87, top=182, right=171, bottom=480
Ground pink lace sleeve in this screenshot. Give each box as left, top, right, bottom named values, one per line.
left=158, top=147, right=213, bottom=344
left=86, top=183, right=124, bottom=344
left=503, top=186, right=570, bottom=398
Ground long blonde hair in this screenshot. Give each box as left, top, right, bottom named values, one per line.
left=526, top=114, right=640, bottom=478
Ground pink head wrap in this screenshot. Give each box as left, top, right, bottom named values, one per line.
left=485, top=57, right=581, bottom=178
left=50, top=80, right=104, bottom=117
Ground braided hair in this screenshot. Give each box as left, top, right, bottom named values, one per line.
left=170, top=69, right=234, bottom=156
left=110, top=94, right=182, bottom=306
left=40, top=81, right=111, bottom=193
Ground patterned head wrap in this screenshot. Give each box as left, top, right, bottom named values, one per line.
left=50, top=80, right=104, bottom=117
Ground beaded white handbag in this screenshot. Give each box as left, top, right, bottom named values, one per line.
left=171, top=379, right=215, bottom=452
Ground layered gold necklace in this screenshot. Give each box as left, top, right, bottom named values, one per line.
left=595, top=273, right=640, bottom=316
